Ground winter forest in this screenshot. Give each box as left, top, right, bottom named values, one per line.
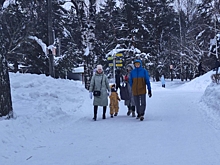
left=1, top=0, right=220, bottom=117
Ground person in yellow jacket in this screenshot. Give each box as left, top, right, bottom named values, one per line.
left=109, top=84, right=120, bottom=118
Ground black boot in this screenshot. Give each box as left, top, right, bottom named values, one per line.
left=93, top=106, right=98, bottom=121
left=131, top=106, right=136, bottom=117
left=127, top=105, right=131, bottom=116
left=102, top=106, right=106, bottom=119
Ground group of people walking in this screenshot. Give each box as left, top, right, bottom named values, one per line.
left=89, top=59, right=152, bottom=121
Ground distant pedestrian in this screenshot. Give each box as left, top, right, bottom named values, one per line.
left=89, top=65, right=111, bottom=121
left=155, top=70, right=160, bottom=81
left=198, top=62, right=204, bottom=76
left=115, top=69, right=123, bottom=91
left=129, top=59, right=152, bottom=121
left=185, top=66, right=189, bottom=81
left=161, top=75, right=165, bottom=88
left=214, top=58, right=220, bottom=74
left=109, top=84, right=120, bottom=118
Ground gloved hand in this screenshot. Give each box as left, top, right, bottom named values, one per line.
left=89, top=92, right=93, bottom=99
left=108, top=92, right=111, bottom=96
left=148, top=90, right=152, bottom=98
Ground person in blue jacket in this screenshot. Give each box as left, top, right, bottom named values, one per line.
left=161, top=75, right=165, bottom=88
left=129, top=59, right=152, bottom=121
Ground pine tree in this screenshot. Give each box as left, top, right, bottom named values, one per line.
left=71, top=0, right=98, bottom=89
left=95, top=0, right=119, bottom=65
left=1, top=2, right=32, bottom=73
left=138, top=0, right=179, bottom=79
left=51, top=0, right=83, bottom=78
left=11, top=1, right=83, bottom=77
left=178, top=0, right=204, bottom=79
left=196, top=0, right=220, bottom=70
left=2, top=1, right=50, bottom=75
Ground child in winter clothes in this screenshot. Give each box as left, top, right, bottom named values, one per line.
left=109, top=84, right=120, bottom=118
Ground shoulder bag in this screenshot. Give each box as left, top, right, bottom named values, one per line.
left=93, top=75, right=103, bottom=96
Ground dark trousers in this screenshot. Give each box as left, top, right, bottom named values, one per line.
left=127, top=105, right=135, bottom=111
left=116, top=84, right=120, bottom=91
left=133, top=94, right=146, bottom=116
left=94, top=106, right=106, bottom=119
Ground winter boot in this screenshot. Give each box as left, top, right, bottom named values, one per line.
left=111, top=115, right=113, bottom=118
left=102, top=107, right=106, bottom=119
left=140, top=116, right=144, bottom=121
left=93, top=107, right=98, bottom=121
left=131, top=106, right=136, bottom=117
left=127, top=110, right=132, bottom=116
left=114, top=113, right=118, bottom=116
left=132, top=111, right=136, bottom=117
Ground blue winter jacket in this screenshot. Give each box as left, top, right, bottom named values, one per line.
left=129, top=59, right=151, bottom=95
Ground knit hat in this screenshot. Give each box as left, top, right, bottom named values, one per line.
left=97, top=65, right=103, bottom=70
left=110, top=84, right=116, bottom=92
left=126, top=64, right=134, bottom=71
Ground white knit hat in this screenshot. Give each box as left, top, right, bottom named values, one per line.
left=97, top=65, right=103, bottom=70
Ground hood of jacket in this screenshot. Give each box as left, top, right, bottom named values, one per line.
left=134, top=59, right=143, bottom=68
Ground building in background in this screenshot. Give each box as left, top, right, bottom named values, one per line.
left=67, top=66, right=84, bottom=81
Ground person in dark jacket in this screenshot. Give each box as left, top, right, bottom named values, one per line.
left=115, top=69, right=123, bottom=91
left=198, top=62, right=204, bottom=76
left=214, top=58, right=220, bottom=74
left=129, top=59, right=152, bottom=121
left=124, top=64, right=136, bottom=117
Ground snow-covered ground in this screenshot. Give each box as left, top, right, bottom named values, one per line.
left=1, top=70, right=220, bottom=165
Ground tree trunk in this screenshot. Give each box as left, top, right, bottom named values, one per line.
left=0, top=54, right=13, bottom=118
left=47, top=0, right=55, bottom=77
left=0, top=0, right=13, bottom=118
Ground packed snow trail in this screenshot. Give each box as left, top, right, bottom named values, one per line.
left=69, top=90, right=220, bottom=165
left=15, top=90, right=220, bottom=165
left=2, top=73, right=220, bottom=165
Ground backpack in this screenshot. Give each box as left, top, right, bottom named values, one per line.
left=120, top=83, right=130, bottom=100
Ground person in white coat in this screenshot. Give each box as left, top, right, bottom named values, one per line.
left=161, top=75, right=165, bottom=88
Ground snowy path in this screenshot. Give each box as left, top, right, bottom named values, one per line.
left=146, top=90, right=220, bottom=165
left=68, top=90, right=220, bottom=165
left=19, top=90, right=220, bottom=165
left=2, top=73, right=220, bottom=165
